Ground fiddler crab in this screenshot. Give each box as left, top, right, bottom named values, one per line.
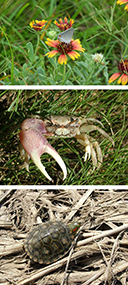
left=19, top=115, right=114, bottom=181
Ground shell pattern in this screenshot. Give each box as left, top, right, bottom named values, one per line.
left=24, top=220, right=80, bottom=264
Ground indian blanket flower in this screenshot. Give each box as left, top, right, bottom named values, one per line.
left=108, top=59, right=128, bottom=85
left=54, top=17, right=74, bottom=31
left=45, top=38, right=85, bottom=64
left=117, top=0, right=128, bottom=11
left=30, top=20, right=47, bottom=31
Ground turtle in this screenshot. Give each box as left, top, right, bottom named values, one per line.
left=24, top=220, right=80, bottom=264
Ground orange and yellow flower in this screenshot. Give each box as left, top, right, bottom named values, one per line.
left=108, top=59, right=128, bottom=85
left=30, top=20, right=47, bottom=31
left=117, top=0, right=128, bottom=11
left=45, top=38, right=85, bottom=64
left=54, top=17, right=74, bottom=31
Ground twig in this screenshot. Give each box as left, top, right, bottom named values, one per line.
left=0, top=243, right=24, bottom=257
left=82, top=261, right=128, bottom=285
left=65, top=189, right=94, bottom=222
left=0, top=221, right=12, bottom=229
left=77, top=223, right=128, bottom=248
left=0, top=189, right=15, bottom=204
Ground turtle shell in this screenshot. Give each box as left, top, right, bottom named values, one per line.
left=24, top=220, right=80, bottom=264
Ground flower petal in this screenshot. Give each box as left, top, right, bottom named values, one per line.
left=68, top=51, right=80, bottom=60
left=45, top=50, right=59, bottom=58
left=70, top=19, right=74, bottom=25
left=118, top=74, right=128, bottom=85
left=108, top=72, right=121, bottom=83
left=124, top=3, right=128, bottom=10
left=64, top=17, right=68, bottom=24
left=117, top=0, right=128, bottom=4
left=45, top=38, right=59, bottom=48
left=72, top=39, right=85, bottom=52
left=59, top=18, right=63, bottom=24
left=58, top=54, right=67, bottom=64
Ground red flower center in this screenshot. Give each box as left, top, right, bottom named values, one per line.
left=34, top=23, right=41, bottom=27
left=63, top=24, right=71, bottom=30
left=118, top=59, right=128, bottom=74
left=57, top=42, right=73, bottom=54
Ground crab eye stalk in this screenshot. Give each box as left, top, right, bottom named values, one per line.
left=19, top=118, right=67, bottom=181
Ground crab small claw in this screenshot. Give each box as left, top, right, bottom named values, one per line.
left=84, top=145, right=91, bottom=161
left=19, top=118, right=67, bottom=181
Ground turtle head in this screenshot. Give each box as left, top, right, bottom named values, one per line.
left=68, top=221, right=81, bottom=236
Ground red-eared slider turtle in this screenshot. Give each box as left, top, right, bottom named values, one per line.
left=24, top=220, right=80, bottom=264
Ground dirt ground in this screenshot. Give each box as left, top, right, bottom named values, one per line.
left=0, top=189, right=128, bottom=285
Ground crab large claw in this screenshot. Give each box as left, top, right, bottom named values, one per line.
left=19, top=118, right=67, bottom=181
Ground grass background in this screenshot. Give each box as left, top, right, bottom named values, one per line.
left=0, top=89, right=127, bottom=185
left=0, top=0, right=128, bottom=84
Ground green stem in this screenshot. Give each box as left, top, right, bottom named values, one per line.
left=35, top=33, right=40, bottom=56
left=54, top=60, right=59, bottom=82
left=123, top=43, right=128, bottom=58
left=62, top=64, right=66, bottom=84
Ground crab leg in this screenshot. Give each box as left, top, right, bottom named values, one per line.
left=86, top=134, right=103, bottom=168
left=76, top=134, right=98, bottom=168
left=76, top=133, right=103, bottom=171
left=80, top=117, right=104, bottom=128
left=80, top=125, right=115, bottom=146
left=19, top=118, right=67, bottom=181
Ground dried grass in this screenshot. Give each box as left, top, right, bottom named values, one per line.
left=0, top=189, right=128, bottom=285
